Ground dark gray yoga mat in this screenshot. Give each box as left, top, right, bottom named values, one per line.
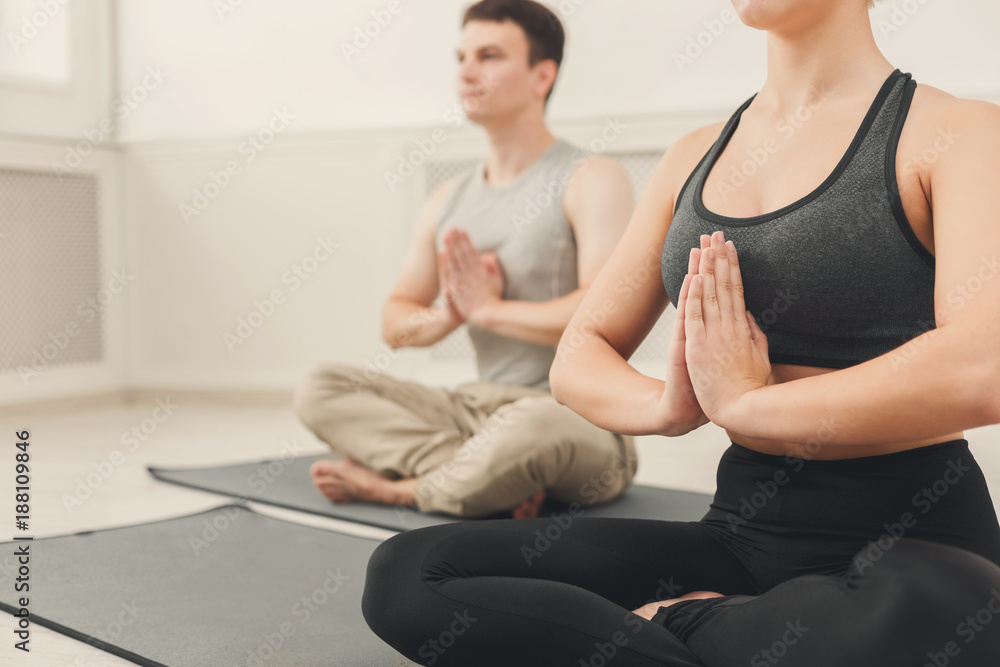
left=148, top=454, right=715, bottom=532
left=0, top=504, right=413, bottom=667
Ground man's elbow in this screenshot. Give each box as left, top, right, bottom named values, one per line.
left=380, top=303, right=404, bottom=350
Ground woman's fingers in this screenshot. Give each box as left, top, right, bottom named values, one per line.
left=674, top=274, right=691, bottom=334
left=711, top=232, right=735, bottom=329
left=676, top=247, right=700, bottom=325
left=726, top=239, right=747, bottom=329
left=696, top=235, right=721, bottom=333
left=684, top=268, right=705, bottom=342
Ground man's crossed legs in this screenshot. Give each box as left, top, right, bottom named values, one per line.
left=292, top=362, right=638, bottom=519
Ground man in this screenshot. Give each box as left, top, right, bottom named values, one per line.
left=293, top=0, right=637, bottom=519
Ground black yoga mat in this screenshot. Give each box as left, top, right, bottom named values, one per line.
left=148, top=453, right=714, bottom=532
left=0, top=504, right=415, bottom=666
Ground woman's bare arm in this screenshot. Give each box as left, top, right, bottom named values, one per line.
left=549, top=125, right=722, bottom=436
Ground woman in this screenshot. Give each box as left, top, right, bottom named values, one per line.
left=362, top=1, right=1000, bottom=664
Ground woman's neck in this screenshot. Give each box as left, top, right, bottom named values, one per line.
left=759, top=5, right=894, bottom=113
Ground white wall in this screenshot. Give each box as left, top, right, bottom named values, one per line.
left=116, top=0, right=1000, bottom=141
left=7, top=0, right=997, bottom=400
left=0, top=0, right=115, bottom=139
left=0, top=0, right=125, bottom=407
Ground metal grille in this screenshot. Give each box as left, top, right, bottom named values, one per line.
left=425, top=150, right=673, bottom=362
left=0, top=169, right=103, bottom=374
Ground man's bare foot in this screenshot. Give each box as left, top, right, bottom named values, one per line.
left=310, top=459, right=417, bottom=507
left=511, top=489, right=546, bottom=519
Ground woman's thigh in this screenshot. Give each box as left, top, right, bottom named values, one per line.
left=363, top=516, right=757, bottom=666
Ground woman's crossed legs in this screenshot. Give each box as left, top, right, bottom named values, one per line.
left=362, top=516, right=1000, bottom=666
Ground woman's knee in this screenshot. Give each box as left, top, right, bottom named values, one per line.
left=847, top=538, right=1000, bottom=661
left=362, top=528, right=432, bottom=637
left=363, top=523, right=489, bottom=649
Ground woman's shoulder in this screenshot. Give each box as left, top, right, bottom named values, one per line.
left=905, top=83, right=1000, bottom=146
left=648, top=120, right=728, bottom=208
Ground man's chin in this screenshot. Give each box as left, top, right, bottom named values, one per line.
left=463, top=111, right=491, bottom=127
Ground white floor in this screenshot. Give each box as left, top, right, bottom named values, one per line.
left=1, top=392, right=999, bottom=666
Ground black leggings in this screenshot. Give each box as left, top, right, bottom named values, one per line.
left=363, top=439, right=1000, bottom=666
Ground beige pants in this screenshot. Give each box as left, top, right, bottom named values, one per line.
left=292, top=362, right=638, bottom=518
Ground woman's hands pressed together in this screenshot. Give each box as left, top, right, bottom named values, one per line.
left=657, top=238, right=713, bottom=436
left=682, top=231, right=771, bottom=429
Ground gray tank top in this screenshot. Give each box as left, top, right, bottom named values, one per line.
left=436, top=139, right=585, bottom=390
left=661, top=69, right=936, bottom=369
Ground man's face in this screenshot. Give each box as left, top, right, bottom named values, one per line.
left=456, top=19, right=544, bottom=123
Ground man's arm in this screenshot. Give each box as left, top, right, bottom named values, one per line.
left=382, top=178, right=465, bottom=349
left=466, top=156, right=634, bottom=345
left=724, top=99, right=1000, bottom=447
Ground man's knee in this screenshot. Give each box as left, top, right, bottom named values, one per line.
left=292, top=362, right=363, bottom=424
left=494, top=396, right=579, bottom=441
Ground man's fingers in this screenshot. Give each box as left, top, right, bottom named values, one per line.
left=453, top=232, right=479, bottom=273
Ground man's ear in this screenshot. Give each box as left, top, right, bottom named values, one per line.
left=533, top=60, right=558, bottom=101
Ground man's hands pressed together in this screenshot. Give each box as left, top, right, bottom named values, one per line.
left=438, top=228, right=505, bottom=327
